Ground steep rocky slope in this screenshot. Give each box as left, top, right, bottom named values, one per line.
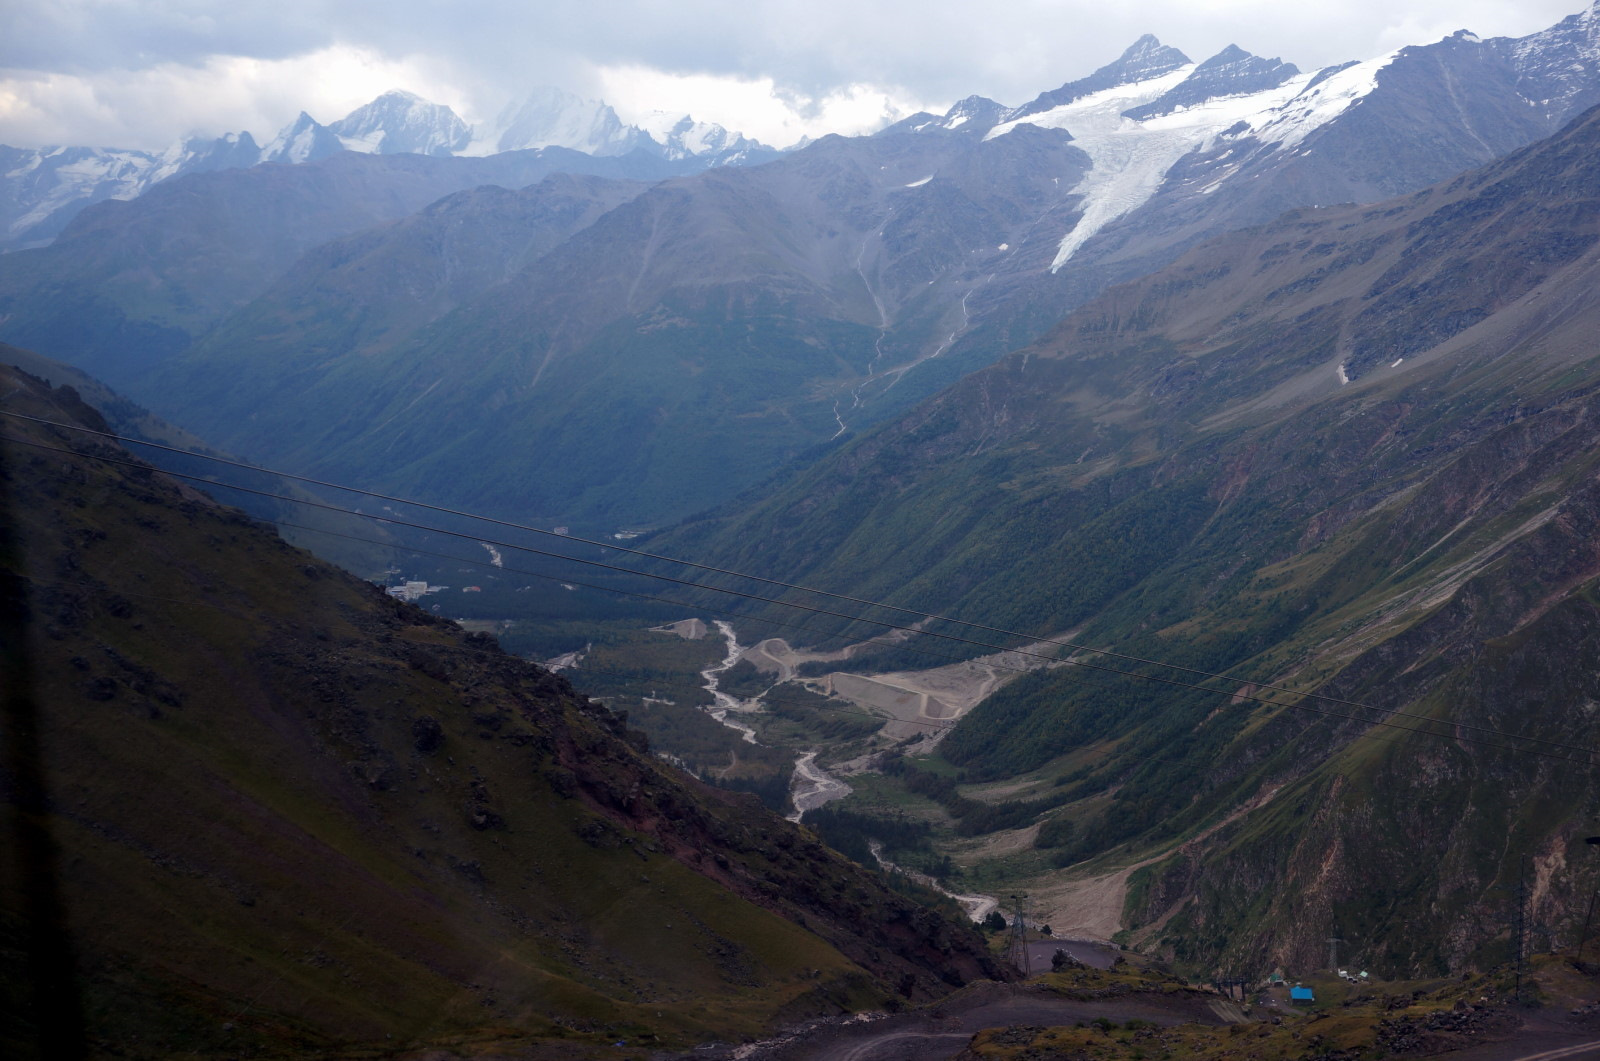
left=0, top=341, right=402, bottom=577
left=0, top=366, right=1003, bottom=1059
left=654, top=103, right=1600, bottom=977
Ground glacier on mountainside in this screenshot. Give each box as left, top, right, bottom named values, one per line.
left=6, top=5, right=1600, bottom=255
left=985, top=45, right=1399, bottom=272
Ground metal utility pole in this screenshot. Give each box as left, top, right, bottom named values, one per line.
left=1515, top=857, right=1529, bottom=1001
left=1008, top=893, right=1030, bottom=976
left=1578, top=889, right=1597, bottom=969
left=1215, top=976, right=1246, bottom=1001
left=1576, top=837, right=1600, bottom=971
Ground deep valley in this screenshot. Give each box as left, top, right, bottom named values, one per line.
left=10, top=6, right=1600, bottom=1058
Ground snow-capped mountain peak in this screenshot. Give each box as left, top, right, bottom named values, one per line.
left=6, top=4, right=1600, bottom=261
left=486, top=87, right=648, bottom=157
left=475, top=87, right=769, bottom=162
left=148, top=131, right=260, bottom=184
left=881, top=95, right=1009, bottom=137
left=984, top=35, right=1397, bottom=273
left=940, top=95, right=1008, bottom=132
left=327, top=90, right=471, bottom=157
left=1123, top=44, right=1300, bottom=120
left=262, top=111, right=343, bottom=164
left=1110, top=33, right=1197, bottom=84
left=1010, top=34, right=1193, bottom=120
left=635, top=112, right=767, bottom=161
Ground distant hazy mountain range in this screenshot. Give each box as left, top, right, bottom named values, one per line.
left=3, top=5, right=1599, bottom=534
left=0, top=86, right=777, bottom=250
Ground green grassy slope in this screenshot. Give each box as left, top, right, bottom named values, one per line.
left=0, top=367, right=1004, bottom=1059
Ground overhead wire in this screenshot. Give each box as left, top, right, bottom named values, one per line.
left=4, top=408, right=1590, bottom=761
left=4, top=425, right=1596, bottom=769
left=270, top=520, right=963, bottom=732
left=270, top=516, right=1311, bottom=769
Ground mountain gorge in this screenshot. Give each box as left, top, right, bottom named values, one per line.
left=9, top=7, right=1600, bottom=1048
left=0, top=365, right=1002, bottom=1058
left=654, top=97, right=1600, bottom=976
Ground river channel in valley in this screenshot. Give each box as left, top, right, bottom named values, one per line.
left=693, top=620, right=1007, bottom=923
left=700, top=620, right=758, bottom=744
left=697, top=620, right=853, bottom=817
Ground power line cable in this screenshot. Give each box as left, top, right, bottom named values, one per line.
left=6, top=409, right=1589, bottom=761
left=6, top=428, right=1595, bottom=769
left=1, top=447, right=1541, bottom=787
left=272, top=517, right=1335, bottom=769
left=10, top=428, right=1591, bottom=769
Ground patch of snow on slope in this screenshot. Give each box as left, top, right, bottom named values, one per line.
left=337, top=129, right=388, bottom=153
left=1248, top=50, right=1398, bottom=150
left=1513, top=0, right=1600, bottom=65
left=147, top=140, right=195, bottom=185
left=905, top=175, right=933, bottom=187
left=6, top=148, right=157, bottom=239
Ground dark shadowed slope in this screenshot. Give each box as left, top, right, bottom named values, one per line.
left=0, top=366, right=1004, bottom=1060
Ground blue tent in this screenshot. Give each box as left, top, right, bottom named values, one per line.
left=1290, top=986, right=1314, bottom=1003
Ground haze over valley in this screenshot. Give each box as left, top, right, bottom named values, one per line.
left=10, top=4, right=1600, bottom=1059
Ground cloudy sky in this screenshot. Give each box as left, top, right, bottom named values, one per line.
left=0, top=0, right=1588, bottom=151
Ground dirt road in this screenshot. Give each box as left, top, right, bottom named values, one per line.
left=676, top=981, right=1225, bottom=1061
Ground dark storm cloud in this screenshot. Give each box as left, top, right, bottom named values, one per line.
left=5, top=2, right=1587, bottom=100
left=2, top=1, right=334, bottom=72
left=1, top=1, right=1589, bottom=149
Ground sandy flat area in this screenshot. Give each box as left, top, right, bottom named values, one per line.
left=742, top=633, right=1069, bottom=738
left=651, top=617, right=707, bottom=639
